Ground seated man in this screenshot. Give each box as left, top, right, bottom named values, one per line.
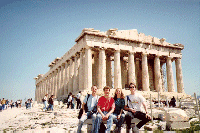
left=94, top=86, right=115, bottom=133
left=77, top=85, right=99, bottom=133
left=124, top=83, right=151, bottom=133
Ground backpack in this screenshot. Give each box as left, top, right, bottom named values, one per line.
left=78, top=94, right=90, bottom=119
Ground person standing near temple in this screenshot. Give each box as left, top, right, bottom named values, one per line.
left=76, top=91, right=82, bottom=109
left=47, top=95, right=54, bottom=111
left=94, top=86, right=115, bottom=133
left=43, top=94, right=48, bottom=111
left=1, top=98, right=6, bottom=110
left=170, top=96, right=176, bottom=107
left=67, top=92, right=72, bottom=109
left=124, top=83, right=151, bottom=133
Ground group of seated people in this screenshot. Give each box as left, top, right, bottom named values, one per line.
left=77, top=83, right=151, bottom=133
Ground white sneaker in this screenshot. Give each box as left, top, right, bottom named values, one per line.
left=132, top=126, right=139, bottom=133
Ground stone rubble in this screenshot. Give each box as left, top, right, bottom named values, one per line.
left=0, top=101, right=199, bottom=133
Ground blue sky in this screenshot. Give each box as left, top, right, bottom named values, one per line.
left=0, top=0, right=199, bottom=101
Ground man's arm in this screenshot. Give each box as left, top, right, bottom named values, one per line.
left=124, top=105, right=136, bottom=113
left=97, top=105, right=105, bottom=118
left=142, top=102, right=148, bottom=114
left=105, top=106, right=114, bottom=118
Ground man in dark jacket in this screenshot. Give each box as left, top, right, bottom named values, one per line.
left=47, top=95, right=54, bottom=111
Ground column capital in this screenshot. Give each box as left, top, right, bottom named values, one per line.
left=155, top=54, right=161, bottom=57
left=142, top=50, right=149, bottom=55
left=85, top=45, right=92, bottom=50
left=128, top=51, right=135, bottom=54
left=115, top=49, right=120, bottom=53
left=167, top=56, right=173, bottom=60
left=175, top=57, right=182, bottom=60
left=99, top=47, right=106, bottom=51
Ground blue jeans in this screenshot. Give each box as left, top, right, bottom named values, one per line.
left=113, top=113, right=125, bottom=128
left=94, top=111, right=114, bottom=133
left=47, top=104, right=53, bottom=111
left=43, top=101, right=47, bottom=111
left=2, top=104, right=5, bottom=110
left=26, top=103, right=31, bottom=109
left=77, top=112, right=96, bottom=133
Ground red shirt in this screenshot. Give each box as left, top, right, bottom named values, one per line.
left=97, top=96, right=115, bottom=112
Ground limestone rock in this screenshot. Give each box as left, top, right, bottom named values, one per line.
left=165, top=108, right=189, bottom=122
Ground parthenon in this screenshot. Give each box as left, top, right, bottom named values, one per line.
left=34, top=28, right=185, bottom=102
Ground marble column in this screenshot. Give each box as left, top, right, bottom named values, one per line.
left=46, top=77, right=49, bottom=95
left=106, top=55, right=112, bottom=88
left=54, top=69, right=58, bottom=98
left=128, top=52, right=136, bottom=84
left=60, top=64, right=65, bottom=96
left=64, top=61, right=69, bottom=95
left=154, top=55, right=162, bottom=92
left=175, top=58, right=184, bottom=93
left=85, top=48, right=92, bottom=90
left=38, top=83, right=40, bottom=102
left=73, top=55, right=79, bottom=93
left=41, top=81, right=44, bottom=98
left=79, top=51, right=84, bottom=91
left=142, top=53, right=150, bottom=91
left=35, top=85, right=37, bottom=102
left=51, top=71, right=55, bottom=96
left=57, top=67, right=61, bottom=98
left=114, top=50, right=122, bottom=89
left=93, top=52, right=99, bottom=86
left=98, top=48, right=106, bottom=90
left=39, top=82, right=42, bottom=102
left=48, top=74, right=52, bottom=95
left=68, top=59, right=74, bottom=93
left=135, top=58, right=141, bottom=89
left=121, top=58, right=128, bottom=89
left=166, top=56, right=175, bottom=92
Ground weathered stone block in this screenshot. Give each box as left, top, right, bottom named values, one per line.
left=165, top=108, right=189, bottom=122
left=166, top=121, right=190, bottom=130
left=144, top=124, right=158, bottom=131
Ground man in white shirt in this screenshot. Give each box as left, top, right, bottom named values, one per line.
left=77, top=85, right=99, bottom=133
left=76, top=91, right=82, bottom=109
left=124, top=83, right=151, bottom=133
left=67, top=92, right=72, bottom=109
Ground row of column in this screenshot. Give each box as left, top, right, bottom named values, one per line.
left=35, top=48, right=184, bottom=102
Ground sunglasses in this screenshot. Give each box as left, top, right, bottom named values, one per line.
left=129, top=86, right=136, bottom=88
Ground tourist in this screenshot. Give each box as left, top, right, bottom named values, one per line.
left=1, top=98, right=6, bottom=110
left=47, top=95, right=54, bottom=111
left=5, top=99, right=9, bottom=109
left=30, top=98, right=33, bottom=109
left=77, top=85, right=99, bottom=133
left=71, top=95, right=76, bottom=109
left=170, top=96, right=176, bottom=107
left=43, top=94, right=48, bottom=111
left=67, top=92, right=72, bottom=109
left=26, top=99, right=31, bottom=109
left=76, top=91, right=82, bottom=109
left=113, top=88, right=125, bottom=133
left=94, top=86, right=115, bottom=133
left=124, top=83, right=151, bottom=133
left=10, top=100, right=15, bottom=109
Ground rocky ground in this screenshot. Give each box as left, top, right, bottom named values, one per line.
left=0, top=102, right=199, bottom=133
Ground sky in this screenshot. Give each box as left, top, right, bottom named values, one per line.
left=0, top=0, right=199, bottom=101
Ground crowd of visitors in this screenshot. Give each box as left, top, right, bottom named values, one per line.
left=25, top=98, right=33, bottom=109
left=0, top=98, right=23, bottom=112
